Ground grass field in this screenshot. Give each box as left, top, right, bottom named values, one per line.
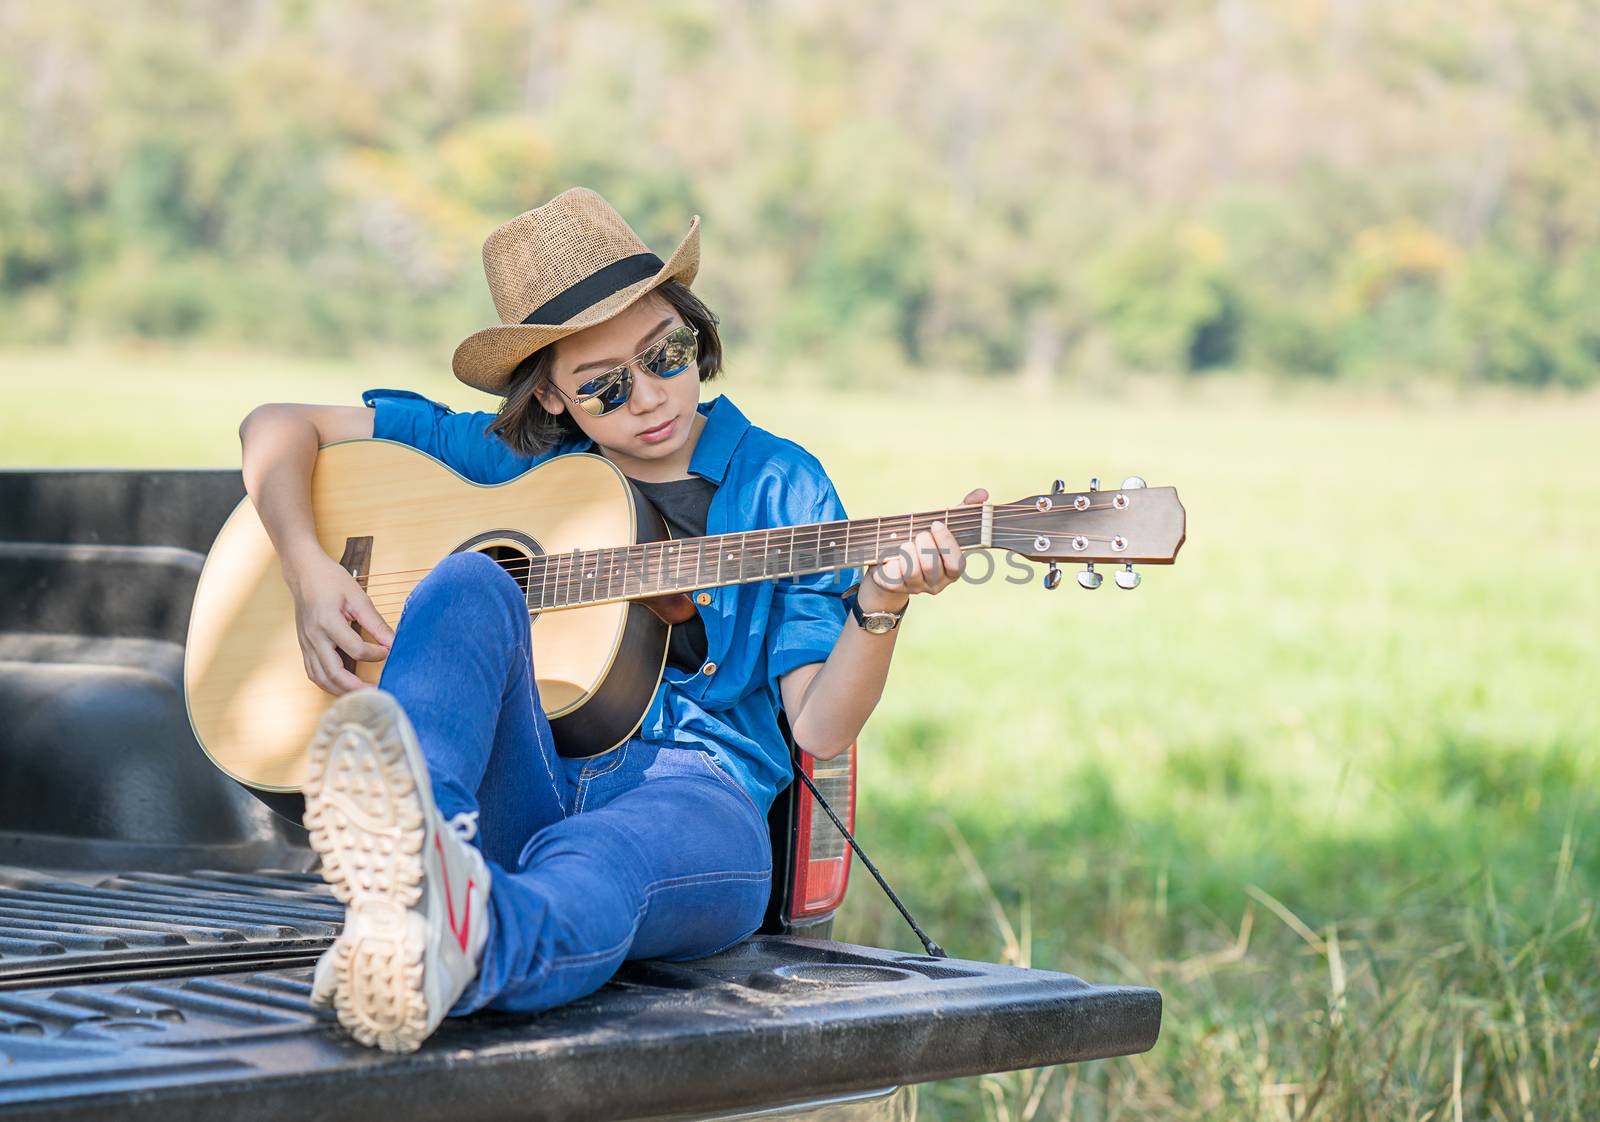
left=5, top=347, right=1598, bottom=1119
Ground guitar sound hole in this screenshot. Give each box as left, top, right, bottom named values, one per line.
left=476, top=545, right=534, bottom=596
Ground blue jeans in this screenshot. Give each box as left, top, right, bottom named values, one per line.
left=377, top=550, right=773, bottom=1015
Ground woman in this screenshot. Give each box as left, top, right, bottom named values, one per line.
left=238, top=187, right=984, bottom=1052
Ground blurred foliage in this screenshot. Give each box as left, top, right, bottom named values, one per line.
left=4, top=0, right=1600, bottom=387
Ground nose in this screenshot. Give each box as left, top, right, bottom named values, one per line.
left=627, top=362, right=669, bottom=412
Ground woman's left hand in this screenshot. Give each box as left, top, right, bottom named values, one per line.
left=859, top=487, right=988, bottom=613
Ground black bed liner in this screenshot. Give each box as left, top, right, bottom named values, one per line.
left=0, top=932, right=1159, bottom=1122
left=0, top=869, right=339, bottom=990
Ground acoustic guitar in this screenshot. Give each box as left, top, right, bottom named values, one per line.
left=184, top=439, right=1186, bottom=808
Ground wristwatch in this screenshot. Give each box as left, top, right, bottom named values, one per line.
left=841, top=582, right=907, bottom=635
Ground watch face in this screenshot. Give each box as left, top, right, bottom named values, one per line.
left=863, top=614, right=897, bottom=634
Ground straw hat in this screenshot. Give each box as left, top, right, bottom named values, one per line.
left=452, top=187, right=701, bottom=394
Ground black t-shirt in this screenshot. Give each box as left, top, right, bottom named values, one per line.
left=627, top=475, right=718, bottom=673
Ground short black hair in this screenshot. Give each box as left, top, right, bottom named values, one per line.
left=487, top=280, right=723, bottom=457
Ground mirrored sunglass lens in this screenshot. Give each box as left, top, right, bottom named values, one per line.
left=576, top=369, right=629, bottom=415
left=647, top=327, right=698, bottom=377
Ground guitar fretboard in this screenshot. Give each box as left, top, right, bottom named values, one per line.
left=526, top=507, right=989, bottom=611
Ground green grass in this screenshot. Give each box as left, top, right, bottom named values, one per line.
left=7, top=346, right=1599, bottom=1119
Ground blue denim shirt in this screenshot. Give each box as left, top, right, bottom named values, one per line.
left=360, top=388, right=857, bottom=818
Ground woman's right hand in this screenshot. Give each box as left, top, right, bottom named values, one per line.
left=284, top=550, right=396, bottom=696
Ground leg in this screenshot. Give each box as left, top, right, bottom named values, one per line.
left=455, top=741, right=773, bottom=1015
left=378, top=550, right=568, bottom=870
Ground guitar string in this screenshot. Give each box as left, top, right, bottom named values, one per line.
left=349, top=500, right=1130, bottom=595
left=359, top=555, right=1139, bottom=614
left=348, top=501, right=1081, bottom=590
left=354, top=519, right=1138, bottom=612
left=353, top=515, right=1142, bottom=611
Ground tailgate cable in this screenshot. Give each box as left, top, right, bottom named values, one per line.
left=794, top=767, right=946, bottom=958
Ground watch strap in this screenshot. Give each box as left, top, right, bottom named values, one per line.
left=841, top=582, right=907, bottom=631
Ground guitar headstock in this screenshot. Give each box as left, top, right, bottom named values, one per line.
left=990, top=477, right=1186, bottom=590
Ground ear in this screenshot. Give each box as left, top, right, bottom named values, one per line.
left=533, top=377, right=567, bottom=417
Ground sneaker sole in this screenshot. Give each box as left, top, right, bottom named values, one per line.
left=303, top=690, right=432, bottom=1053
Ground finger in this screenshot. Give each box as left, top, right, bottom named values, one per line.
left=961, top=487, right=988, bottom=505
left=873, top=550, right=908, bottom=591
left=330, top=622, right=390, bottom=665
left=313, top=638, right=366, bottom=695
left=931, top=520, right=963, bottom=580
left=908, top=528, right=940, bottom=592
left=349, top=595, right=396, bottom=647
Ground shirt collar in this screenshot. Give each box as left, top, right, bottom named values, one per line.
left=555, top=393, right=748, bottom=485
left=686, top=394, right=749, bottom=485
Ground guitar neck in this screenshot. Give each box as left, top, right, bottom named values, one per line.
left=527, top=505, right=992, bottom=611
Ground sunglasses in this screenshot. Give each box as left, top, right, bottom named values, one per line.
left=554, top=324, right=700, bottom=417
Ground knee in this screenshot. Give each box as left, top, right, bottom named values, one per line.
left=410, top=551, right=527, bottom=623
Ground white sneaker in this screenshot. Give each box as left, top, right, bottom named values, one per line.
left=303, top=687, right=490, bottom=1053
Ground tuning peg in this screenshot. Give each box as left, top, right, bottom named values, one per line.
left=1044, top=562, right=1062, bottom=590
left=1115, top=563, right=1141, bottom=590
left=1120, top=476, right=1147, bottom=490
left=1089, top=477, right=1100, bottom=492
left=1051, top=479, right=1067, bottom=494
left=1077, top=563, right=1103, bottom=590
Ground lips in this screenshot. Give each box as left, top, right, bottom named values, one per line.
left=637, top=417, right=676, bottom=442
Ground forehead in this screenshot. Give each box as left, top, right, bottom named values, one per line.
left=552, top=293, right=673, bottom=377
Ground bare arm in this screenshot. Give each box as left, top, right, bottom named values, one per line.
left=238, top=403, right=395, bottom=695
left=780, top=488, right=987, bottom=760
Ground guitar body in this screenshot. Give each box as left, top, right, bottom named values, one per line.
left=184, top=440, right=670, bottom=802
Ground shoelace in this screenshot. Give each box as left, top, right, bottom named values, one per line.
left=447, top=810, right=479, bottom=842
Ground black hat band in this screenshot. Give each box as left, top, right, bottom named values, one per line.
left=520, top=252, right=665, bottom=326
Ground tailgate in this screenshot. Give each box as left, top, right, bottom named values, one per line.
left=0, top=871, right=1159, bottom=1122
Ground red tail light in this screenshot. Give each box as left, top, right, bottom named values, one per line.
left=787, top=743, right=856, bottom=922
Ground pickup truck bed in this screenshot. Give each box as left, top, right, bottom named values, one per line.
left=0, top=467, right=1161, bottom=1120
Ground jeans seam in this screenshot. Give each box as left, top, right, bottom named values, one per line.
left=523, top=667, right=566, bottom=818
left=575, top=741, right=630, bottom=814
left=687, top=749, right=764, bottom=820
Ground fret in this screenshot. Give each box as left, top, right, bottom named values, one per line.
left=816, top=520, right=847, bottom=573
left=653, top=540, right=669, bottom=595
left=648, top=541, right=663, bottom=596
left=666, top=537, right=684, bottom=590
left=771, top=526, right=792, bottom=579
left=640, top=541, right=654, bottom=596
left=741, top=530, right=763, bottom=583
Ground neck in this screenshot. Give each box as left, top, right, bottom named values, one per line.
left=527, top=503, right=992, bottom=612
left=601, top=411, right=705, bottom=483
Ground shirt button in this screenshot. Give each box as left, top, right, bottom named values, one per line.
left=695, top=592, right=712, bottom=606
left=701, top=661, right=717, bottom=676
